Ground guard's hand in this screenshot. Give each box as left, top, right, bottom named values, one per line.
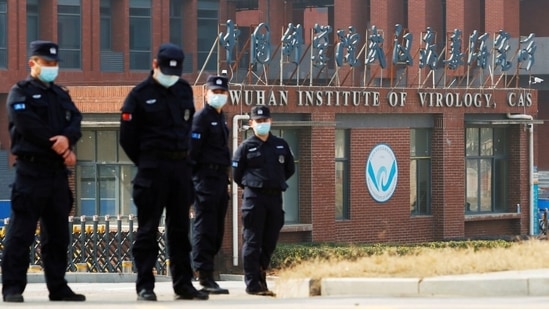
left=50, top=135, right=70, bottom=155
left=63, top=150, right=76, bottom=166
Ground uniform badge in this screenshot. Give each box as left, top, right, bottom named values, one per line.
left=184, top=109, right=190, bottom=121
left=121, top=113, right=132, bottom=121
left=278, top=155, right=285, bottom=163
left=145, top=99, right=156, bottom=104
left=65, top=111, right=71, bottom=121
left=12, top=102, right=26, bottom=111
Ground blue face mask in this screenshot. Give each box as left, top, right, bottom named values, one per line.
left=155, top=69, right=179, bottom=88
left=254, top=122, right=271, bottom=136
left=207, top=93, right=228, bottom=109
left=38, top=66, right=59, bottom=83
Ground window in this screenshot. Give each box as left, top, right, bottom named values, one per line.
left=278, top=128, right=300, bottom=224
left=410, top=129, right=432, bottom=215
left=0, top=0, right=6, bottom=68
left=129, top=0, right=151, bottom=70
left=235, top=0, right=258, bottom=10
left=100, top=0, right=123, bottom=72
left=100, top=0, right=112, bottom=51
left=170, top=0, right=183, bottom=47
left=57, top=0, right=81, bottom=69
left=197, top=0, right=219, bottom=71
left=26, top=0, right=39, bottom=50
left=76, top=130, right=136, bottom=216
left=335, top=129, right=350, bottom=220
left=465, top=127, right=508, bottom=213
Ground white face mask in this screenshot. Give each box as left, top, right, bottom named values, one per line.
left=154, top=69, right=179, bottom=88
left=38, top=65, right=59, bottom=83
left=254, top=122, right=271, bottom=136
left=207, top=93, right=228, bottom=109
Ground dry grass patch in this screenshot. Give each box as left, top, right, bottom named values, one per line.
left=275, top=238, right=549, bottom=281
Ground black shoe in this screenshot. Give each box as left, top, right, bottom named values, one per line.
left=175, top=285, right=209, bottom=300
left=198, top=270, right=229, bottom=294
left=3, top=293, right=24, bottom=303
left=137, top=289, right=157, bottom=301
left=200, top=286, right=229, bottom=294
left=245, top=286, right=276, bottom=297
left=49, top=292, right=86, bottom=301
left=200, top=278, right=229, bottom=294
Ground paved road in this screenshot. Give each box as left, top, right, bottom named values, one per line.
left=3, top=270, right=549, bottom=308
left=3, top=281, right=549, bottom=309
left=4, top=281, right=549, bottom=309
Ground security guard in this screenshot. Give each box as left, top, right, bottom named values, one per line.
left=119, top=43, right=208, bottom=302
left=232, top=106, right=295, bottom=296
left=190, top=75, right=231, bottom=294
left=2, top=40, right=85, bottom=302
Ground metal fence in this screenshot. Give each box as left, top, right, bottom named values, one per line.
left=0, top=215, right=170, bottom=275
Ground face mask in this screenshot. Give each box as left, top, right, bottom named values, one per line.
left=38, top=66, right=59, bottom=83
left=155, top=69, right=179, bottom=88
left=254, top=122, right=271, bottom=136
left=207, top=93, right=228, bottom=109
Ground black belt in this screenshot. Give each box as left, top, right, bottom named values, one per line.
left=17, top=154, right=65, bottom=168
left=152, top=150, right=188, bottom=160
left=255, top=188, right=282, bottom=195
left=200, top=163, right=228, bottom=171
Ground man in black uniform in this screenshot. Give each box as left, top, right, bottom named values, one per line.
left=190, top=75, right=231, bottom=294
left=119, top=43, right=208, bottom=302
left=2, top=40, right=85, bottom=303
left=232, top=106, right=295, bottom=296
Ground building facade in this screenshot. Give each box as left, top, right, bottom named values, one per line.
left=1, top=0, right=548, bottom=271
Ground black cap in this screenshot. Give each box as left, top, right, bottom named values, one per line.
left=206, top=75, right=229, bottom=91
left=251, top=106, right=271, bottom=120
left=30, top=40, right=60, bottom=61
left=157, top=43, right=184, bottom=76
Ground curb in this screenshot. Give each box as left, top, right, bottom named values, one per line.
left=273, top=270, right=549, bottom=298
left=4, top=269, right=549, bottom=297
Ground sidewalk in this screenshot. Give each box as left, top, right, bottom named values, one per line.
left=6, top=268, right=549, bottom=298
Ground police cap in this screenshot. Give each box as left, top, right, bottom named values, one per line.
left=30, top=40, right=60, bottom=61
left=206, top=75, right=229, bottom=91
left=157, top=43, right=184, bottom=76
left=251, top=106, right=271, bottom=120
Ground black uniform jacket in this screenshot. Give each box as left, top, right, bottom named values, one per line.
left=6, top=77, right=82, bottom=160
left=119, top=73, right=195, bottom=167
left=189, top=104, right=230, bottom=167
left=232, top=133, right=295, bottom=190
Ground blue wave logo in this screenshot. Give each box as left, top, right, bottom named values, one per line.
left=365, top=144, right=398, bottom=202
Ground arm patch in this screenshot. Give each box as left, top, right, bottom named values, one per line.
left=11, top=102, right=26, bottom=111
left=121, top=113, right=132, bottom=121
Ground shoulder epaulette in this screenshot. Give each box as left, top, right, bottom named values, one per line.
left=57, top=84, right=70, bottom=93
left=16, top=80, right=30, bottom=88
left=133, top=79, right=149, bottom=93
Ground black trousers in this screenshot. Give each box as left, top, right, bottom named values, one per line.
left=191, top=168, right=229, bottom=272
left=241, top=187, right=285, bottom=290
left=131, top=159, right=194, bottom=294
left=2, top=160, right=72, bottom=297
